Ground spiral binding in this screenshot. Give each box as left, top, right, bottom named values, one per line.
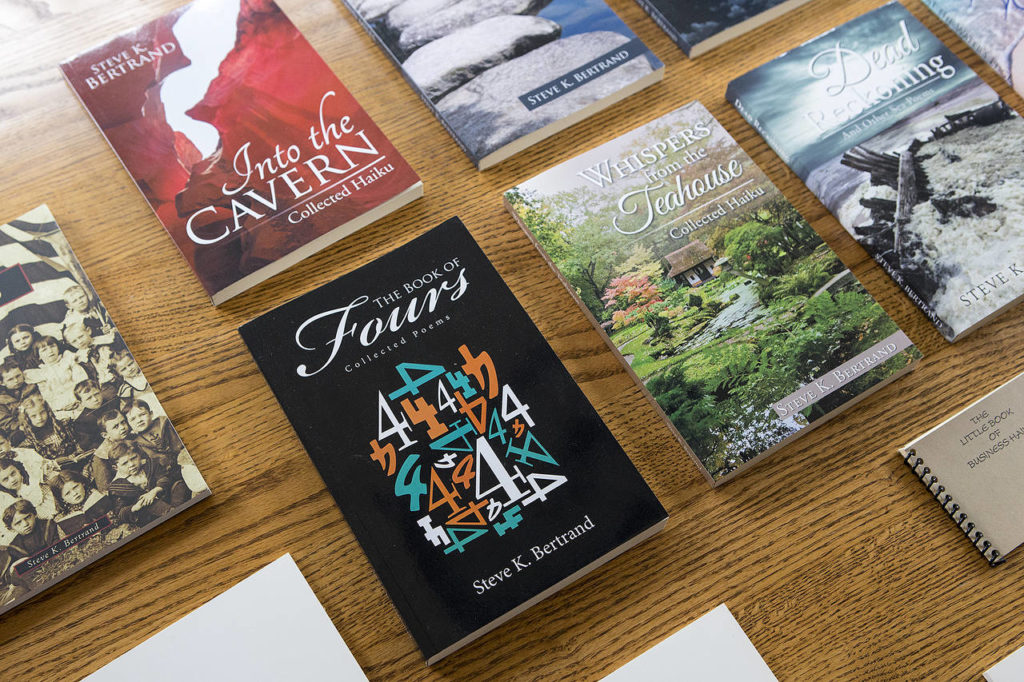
left=904, top=449, right=1005, bottom=566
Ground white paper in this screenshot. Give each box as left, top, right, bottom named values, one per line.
left=985, top=643, right=1024, bottom=682
left=602, top=604, right=777, bottom=681
left=87, top=554, right=368, bottom=681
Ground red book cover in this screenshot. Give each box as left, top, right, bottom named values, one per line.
left=60, top=0, right=422, bottom=304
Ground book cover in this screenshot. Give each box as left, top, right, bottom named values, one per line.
left=341, top=0, right=664, bottom=169
left=0, top=205, right=210, bottom=617
left=505, top=101, right=921, bottom=486
left=239, top=217, right=667, bottom=664
left=634, top=0, right=814, bottom=57
left=87, top=554, right=368, bottom=681
left=923, top=0, right=1024, bottom=97
left=60, top=0, right=422, bottom=305
left=900, top=371, right=1024, bottom=565
left=727, top=2, right=1024, bottom=342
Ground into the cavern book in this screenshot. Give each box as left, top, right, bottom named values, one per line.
left=60, top=0, right=422, bottom=305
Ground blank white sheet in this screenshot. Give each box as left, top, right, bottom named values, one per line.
left=602, top=604, right=777, bottom=681
left=87, top=554, right=367, bottom=681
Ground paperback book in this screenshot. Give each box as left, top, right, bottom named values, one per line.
left=60, top=0, right=422, bottom=305
left=0, top=205, right=210, bottom=616
left=239, top=218, right=667, bottom=663
left=341, top=0, right=664, bottom=169
left=634, top=0, right=814, bottom=58
left=923, top=0, right=1024, bottom=98
left=505, top=101, right=921, bottom=486
left=901, top=371, right=1024, bottom=566
left=727, top=2, right=1024, bottom=341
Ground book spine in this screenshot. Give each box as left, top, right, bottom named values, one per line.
left=337, top=0, right=480, bottom=168
left=726, top=90, right=792, bottom=167
left=902, top=448, right=1004, bottom=565
left=632, top=0, right=693, bottom=56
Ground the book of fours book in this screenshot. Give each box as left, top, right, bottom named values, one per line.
left=634, top=0, right=814, bottom=58
left=923, top=0, right=1024, bottom=99
left=239, top=218, right=667, bottom=663
left=727, top=2, right=1024, bottom=342
left=60, top=0, right=422, bottom=305
left=341, top=0, right=664, bottom=169
left=0, top=205, right=210, bottom=616
left=901, top=371, right=1024, bottom=565
left=505, top=101, right=922, bottom=486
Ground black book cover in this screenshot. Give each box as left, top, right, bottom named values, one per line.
left=239, top=217, right=667, bottom=664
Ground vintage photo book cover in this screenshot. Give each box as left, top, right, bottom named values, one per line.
left=900, top=371, right=1024, bottom=565
left=60, top=0, right=422, bottom=305
left=239, top=218, right=667, bottom=664
left=634, top=0, right=814, bottom=58
left=0, top=205, right=210, bottom=617
left=341, top=0, right=664, bottom=169
left=923, top=0, right=1024, bottom=98
left=727, top=2, right=1024, bottom=342
left=505, top=102, right=921, bottom=486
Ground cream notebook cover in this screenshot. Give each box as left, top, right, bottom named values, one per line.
left=901, top=372, right=1024, bottom=565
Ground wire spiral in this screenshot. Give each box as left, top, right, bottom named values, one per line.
left=904, top=449, right=1004, bottom=566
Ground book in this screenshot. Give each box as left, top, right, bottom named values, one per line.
left=340, top=0, right=664, bottom=170
left=601, top=604, right=776, bottom=681
left=505, top=101, right=921, bottom=486
left=923, top=0, right=1024, bottom=98
left=0, top=205, right=210, bottom=617
left=727, top=2, right=1024, bottom=342
left=86, top=554, right=367, bottom=681
left=900, top=371, right=1024, bottom=565
left=986, top=641, right=1024, bottom=681
left=60, top=0, right=422, bottom=305
left=633, top=0, right=814, bottom=58
left=239, top=217, right=667, bottom=664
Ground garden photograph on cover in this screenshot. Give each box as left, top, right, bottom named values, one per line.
left=0, top=206, right=208, bottom=614
left=508, top=105, right=917, bottom=481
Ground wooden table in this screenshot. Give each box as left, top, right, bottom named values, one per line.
left=2, top=0, right=1022, bottom=679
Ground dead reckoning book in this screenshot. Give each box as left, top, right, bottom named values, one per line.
left=60, top=0, right=422, bottom=305
left=0, top=205, right=210, bottom=616
left=901, top=371, right=1024, bottom=565
left=239, top=218, right=667, bottom=663
left=341, top=0, right=664, bottom=169
left=505, top=102, right=922, bottom=486
left=727, top=2, right=1024, bottom=342
left=634, top=0, right=814, bottom=58
left=923, top=0, right=1024, bottom=99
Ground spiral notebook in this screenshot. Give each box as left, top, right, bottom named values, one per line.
left=900, top=371, right=1024, bottom=565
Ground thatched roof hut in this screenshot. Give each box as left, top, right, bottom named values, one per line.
left=665, top=240, right=715, bottom=280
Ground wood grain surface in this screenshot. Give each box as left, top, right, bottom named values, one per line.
left=1, top=0, right=1023, bottom=679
